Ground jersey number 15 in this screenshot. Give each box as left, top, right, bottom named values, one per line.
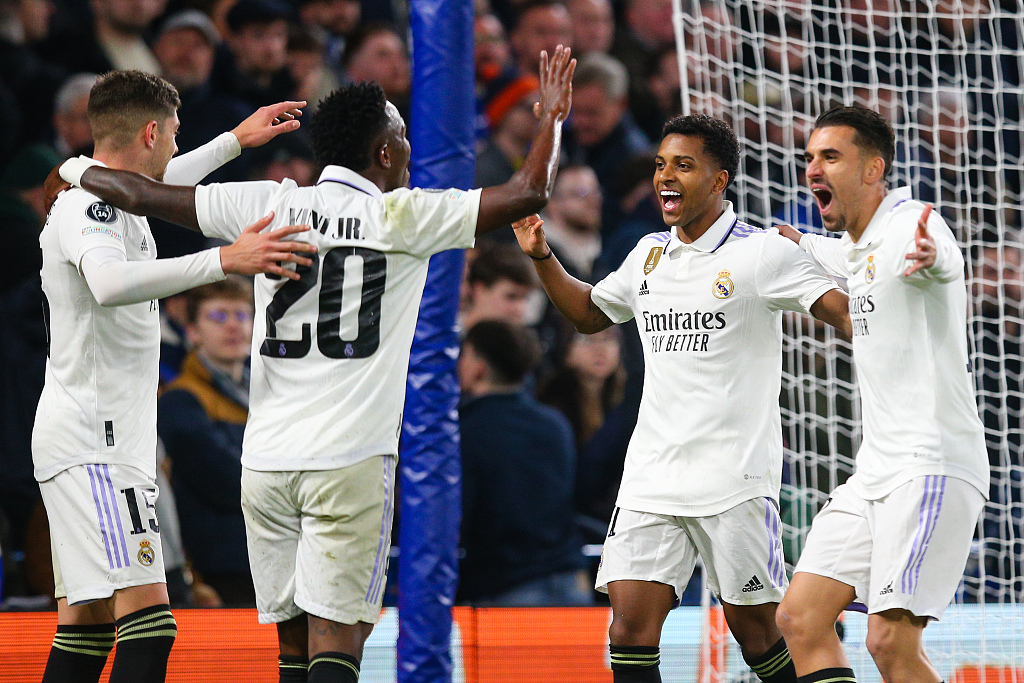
left=260, top=246, right=386, bottom=360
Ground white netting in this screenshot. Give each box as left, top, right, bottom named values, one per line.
left=673, top=1, right=1024, bottom=679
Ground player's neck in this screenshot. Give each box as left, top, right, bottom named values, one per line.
left=847, top=186, right=888, bottom=243
left=674, top=201, right=725, bottom=244
left=92, top=147, right=152, bottom=177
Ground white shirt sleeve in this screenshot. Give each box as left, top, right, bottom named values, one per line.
left=56, top=191, right=128, bottom=265
left=194, top=179, right=289, bottom=241
left=590, top=247, right=637, bottom=324
left=384, top=187, right=480, bottom=256
left=756, top=233, right=840, bottom=314
left=163, top=133, right=241, bottom=186
left=900, top=212, right=964, bottom=284
left=80, top=246, right=224, bottom=306
left=799, top=232, right=850, bottom=279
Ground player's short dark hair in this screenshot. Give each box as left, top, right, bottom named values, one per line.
left=463, top=321, right=541, bottom=385
left=185, top=276, right=254, bottom=324
left=309, top=81, right=389, bottom=171
left=661, top=114, right=740, bottom=189
left=88, top=70, right=180, bottom=148
left=468, top=243, right=535, bottom=288
left=814, top=105, right=896, bottom=180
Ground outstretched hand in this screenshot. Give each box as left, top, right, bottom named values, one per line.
left=775, top=224, right=803, bottom=245
left=512, top=214, right=551, bottom=259
left=904, top=203, right=936, bottom=277
left=231, top=101, right=306, bottom=149
left=219, top=212, right=318, bottom=280
left=533, top=45, right=576, bottom=123
left=44, top=165, right=71, bottom=214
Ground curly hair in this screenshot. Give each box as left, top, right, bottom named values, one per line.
left=661, top=114, right=741, bottom=188
left=309, top=82, right=389, bottom=171
left=88, top=70, right=180, bottom=148
left=814, top=105, right=896, bottom=180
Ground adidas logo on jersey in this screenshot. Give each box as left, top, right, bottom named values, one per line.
left=140, top=236, right=149, bottom=252
left=639, top=280, right=650, bottom=296
left=742, top=575, right=764, bottom=593
left=880, top=582, right=894, bottom=595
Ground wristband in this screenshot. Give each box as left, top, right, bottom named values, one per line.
left=529, top=249, right=553, bottom=261
left=59, top=156, right=102, bottom=187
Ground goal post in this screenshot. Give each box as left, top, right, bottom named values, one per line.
left=672, top=0, right=1024, bottom=679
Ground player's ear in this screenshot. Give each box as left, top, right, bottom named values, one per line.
left=378, top=142, right=392, bottom=170
left=142, top=120, right=159, bottom=150
left=865, top=155, right=885, bottom=184
left=713, top=169, right=729, bottom=195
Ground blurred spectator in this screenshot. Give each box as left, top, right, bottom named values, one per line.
left=40, top=0, right=165, bottom=75
left=611, top=0, right=674, bottom=109
left=458, top=321, right=592, bottom=606
left=564, top=53, right=650, bottom=237
left=246, top=132, right=317, bottom=185
left=215, top=0, right=296, bottom=108
left=51, top=72, right=97, bottom=158
left=540, top=164, right=603, bottom=280
left=566, top=0, right=613, bottom=57
left=509, top=0, right=571, bottom=76
left=342, top=22, right=411, bottom=117
left=0, top=0, right=65, bottom=149
left=460, top=243, right=537, bottom=330
left=538, top=327, right=631, bottom=530
left=475, top=74, right=539, bottom=188
left=296, top=0, right=360, bottom=77
left=474, top=12, right=520, bottom=140
left=287, top=22, right=341, bottom=106
left=0, top=145, right=57, bottom=564
left=158, top=277, right=256, bottom=607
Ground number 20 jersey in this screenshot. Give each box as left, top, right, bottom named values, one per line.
left=195, top=166, right=479, bottom=471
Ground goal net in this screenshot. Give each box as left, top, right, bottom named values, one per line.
left=672, top=1, right=1024, bottom=680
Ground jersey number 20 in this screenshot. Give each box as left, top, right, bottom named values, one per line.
left=260, top=247, right=386, bottom=360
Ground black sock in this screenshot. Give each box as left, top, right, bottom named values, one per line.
left=108, top=604, right=177, bottom=683
left=308, top=651, right=359, bottom=683
left=798, top=667, right=857, bottom=683
left=746, top=638, right=797, bottom=683
left=610, top=645, right=662, bottom=682
left=41, top=623, right=116, bottom=683
left=280, top=653, right=309, bottom=683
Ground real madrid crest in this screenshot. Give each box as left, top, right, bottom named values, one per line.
left=644, top=247, right=664, bottom=275
left=866, top=253, right=876, bottom=283
left=138, top=540, right=155, bottom=566
left=713, top=269, right=734, bottom=299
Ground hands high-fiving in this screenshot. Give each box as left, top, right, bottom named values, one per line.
left=904, top=203, right=937, bottom=277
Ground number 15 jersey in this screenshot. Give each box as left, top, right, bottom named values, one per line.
left=195, top=166, right=480, bottom=471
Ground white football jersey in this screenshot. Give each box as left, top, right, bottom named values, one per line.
left=799, top=187, right=989, bottom=499
left=591, top=202, right=839, bottom=517
left=194, top=165, right=480, bottom=471
left=34, top=189, right=163, bottom=481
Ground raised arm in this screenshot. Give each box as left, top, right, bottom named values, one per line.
left=70, top=163, right=202, bottom=230
left=476, top=46, right=576, bottom=235
left=513, top=214, right=613, bottom=333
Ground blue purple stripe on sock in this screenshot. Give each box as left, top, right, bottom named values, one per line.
left=901, top=475, right=946, bottom=595
left=366, top=457, right=394, bottom=602
left=87, top=465, right=116, bottom=570
left=101, top=465, right=131, bottom=568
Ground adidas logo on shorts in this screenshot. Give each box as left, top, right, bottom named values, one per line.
left=880, top=582, right=894, bottom=595
left=742, top=575, right=764, bottom=593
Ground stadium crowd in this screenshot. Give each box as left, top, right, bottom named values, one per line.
left=0, top=0, right=1021, bottom=612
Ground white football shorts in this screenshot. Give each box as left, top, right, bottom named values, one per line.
left=241, top=454, right=396, bottom=625
left=41, top=463, right=165, bottom=605
left=794, top=475, right=985, bottom=619
left=596, top=497, right=788, bottom=605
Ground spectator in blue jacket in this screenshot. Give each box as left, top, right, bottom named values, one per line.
left=457, top=321, right=592, bottom=606
left=158, top=277, right=255, bottom=606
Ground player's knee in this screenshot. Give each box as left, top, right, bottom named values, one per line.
left=865, top=621, right=902, bottom=671
left=608, top=613, right=660, bottom=647
left=774, top=599, right=811, bottom=644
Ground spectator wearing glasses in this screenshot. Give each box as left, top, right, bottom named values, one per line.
left=157, top=277, right=256, bottom=606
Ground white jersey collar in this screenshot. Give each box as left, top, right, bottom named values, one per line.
left=317, top=165, right=384, bottom=199
left=842, top=186, right=913, bottom=252
left=667, top=201, right=738, bottom=255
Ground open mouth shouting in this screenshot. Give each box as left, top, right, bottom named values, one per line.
left=660, top=189, right=682, bottom=214
left=811, top=183, right=834, bottom=218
